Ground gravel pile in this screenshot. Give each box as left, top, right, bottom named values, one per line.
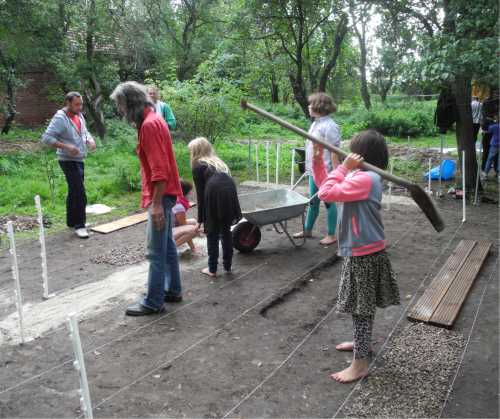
left=91, top=244, right=146, bottom=266
left=0, top=215, right=52, bottom=233
left=342, top=322, right=466, bottom=418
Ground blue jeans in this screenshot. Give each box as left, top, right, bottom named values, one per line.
left=142, top=195, right=182, bottom=310
left=484, top=145, right=499, bottom=175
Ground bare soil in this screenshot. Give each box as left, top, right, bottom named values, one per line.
left=0, top=185, right=497, bottom=418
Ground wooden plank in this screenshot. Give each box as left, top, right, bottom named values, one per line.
left=91, top=212, right=148, bottom=234
left=407, top=240, right=476, bottom=322
left=430, top=241, right=491, bottom=328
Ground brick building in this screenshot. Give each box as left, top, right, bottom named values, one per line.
left=0, top=70, right=61, bottom=128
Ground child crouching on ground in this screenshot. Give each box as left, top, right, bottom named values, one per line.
left=312, top=130, right=400, bottom=383
left=172, top=179, right=199, bottom=253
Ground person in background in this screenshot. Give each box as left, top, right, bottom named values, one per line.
left=312, top=130, right=399, bottom=384
left=471, top=96, right=482, bottom=143
left=482, top=117, right=500, bottom=181
left=110, top=81, right=183, bottom=315
left=480, top=114, right=498, bottom=175
left=172, top=179, right=199, bottom=253
left=41, top=92, right=96, bottom=239
left=294, top=92, right=340, bottom=246
left=147, top=85, right=177, bottom=131
left=188, top=137, right=241, bottom=278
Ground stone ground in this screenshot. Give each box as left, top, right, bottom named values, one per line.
left=0, top=183, right=498, bottom=418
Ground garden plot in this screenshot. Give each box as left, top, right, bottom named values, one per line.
left=0, top=192, right=497, bottom=418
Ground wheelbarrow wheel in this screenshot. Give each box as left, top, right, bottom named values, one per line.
left=232, top=222, right=261, bottom=253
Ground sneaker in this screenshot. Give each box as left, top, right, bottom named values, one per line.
left=481, top=171, right=488, bottom=180
left=75, top=227, right=89, bottom=239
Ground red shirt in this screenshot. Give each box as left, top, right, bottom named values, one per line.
left=137, top=107, right=182, bottom=208
left=67, top=112, right=81, bottom=132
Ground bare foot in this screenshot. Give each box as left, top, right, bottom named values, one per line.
left=335, top=341, right=373, bottom=353
left=330, top=358, right=369, bottom=384
left=320, top=235, right=337, bottom=245
left=335, top=341, right=354, bottom=351
left=293, top=231, right=312, bottom=239
left=201, top=267, right=216, bottom=278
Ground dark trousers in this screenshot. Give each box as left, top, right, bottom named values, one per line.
left=207, top=226, right=233, bottom=274
left=473, top=123, right=480, bottom=143
left=59, top=161, right=87, bottom=229
left=481, top=133, right=498, bottom=173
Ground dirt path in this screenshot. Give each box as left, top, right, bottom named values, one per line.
left=0, top=189, right=497, bottom=418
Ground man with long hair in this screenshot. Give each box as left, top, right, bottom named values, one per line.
left=41, top=92, right=96, bottom=239
left=110, top=81, right=183, bottom=316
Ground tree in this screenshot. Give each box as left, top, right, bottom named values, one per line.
left=248, top=0, right=348, bottom=118
left=371, top=10, right=415, bottom=103
left=349, top=0, right=371, bottom=109
left=0, top=0, right=62, bottom=134
left=144, top=0, right=222, bottom=81
left=378, top=0, right=498, bottom=190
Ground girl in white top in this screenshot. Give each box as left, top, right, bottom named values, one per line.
left=294, top=92, right=341, bottom=245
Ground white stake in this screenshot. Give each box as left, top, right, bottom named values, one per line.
left=462, top=150, right=466, bottom=223
left=68, top=313, right=93, bottom=419
left=255, top=143, right=260, bottom=182
left=406, top=135, right=410, bottom=195
left=473, top=142, right=482, bottom=206
left=7, top=221, right=25, bottom=344
left=265, top=141, right=270, bottom=189
left=438, top=133, right=444, bottom=197
left=387, top=160, right=393, bottom=210
left=427, top=158, right=432, bottom=194
left=290, top=148, right=295, bottom=187
left=35, top=195, right=51, bottom=299
left=275, top=142, right=280, bottom=185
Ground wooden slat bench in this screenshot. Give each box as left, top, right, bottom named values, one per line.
left=407, top=240, right=491, bottom=328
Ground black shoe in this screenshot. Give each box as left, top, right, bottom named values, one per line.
left=164, top=293, right=183, bottom=303
left=125, top=303, right=165, bottom=316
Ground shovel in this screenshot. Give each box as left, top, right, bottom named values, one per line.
left=240, top=100, right=445, bottom=233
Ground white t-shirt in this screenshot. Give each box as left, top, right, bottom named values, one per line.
left=471, top=100, right=482, bottom=124
left=305, top=116, right=341, bottom=175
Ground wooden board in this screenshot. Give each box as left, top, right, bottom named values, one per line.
left=407, top=240, right=476, bottom=322
left=429, top=241, right=491, bottom=327
left=91, top=212, right=148, bottom=234
left=408, top=240, right=491, bottom=328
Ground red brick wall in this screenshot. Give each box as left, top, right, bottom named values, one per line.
left=0, top=71, right=61, bottom=128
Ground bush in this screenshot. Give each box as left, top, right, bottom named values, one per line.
left=158, top=80, right=243, bottom=143
left=341, top=106, right=436, bottom=138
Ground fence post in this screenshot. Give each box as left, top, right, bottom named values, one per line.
left=7, top=221, right=25, bottom=344
left=265, top=141, right=270, bottom=189
left=35, top=195, right=51, bottom=299
left=275, top=142, right=280, bottom=185
left=68, top=313, right=93, bottom=419
left=462, top=150, right=466, bottom=223
left=255, top=142, right=260, bottom=182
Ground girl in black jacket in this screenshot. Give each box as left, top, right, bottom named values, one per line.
left=188, top=137, right=241, bottom=277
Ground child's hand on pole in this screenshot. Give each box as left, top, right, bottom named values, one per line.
left=343, top=153, right=364, bottom=171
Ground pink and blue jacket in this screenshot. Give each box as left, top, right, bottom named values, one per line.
left=313, top=159, right=385, bottom=257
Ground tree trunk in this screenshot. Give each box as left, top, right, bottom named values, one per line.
left=1, top=65, right=16, bottom=135
left=359, top=45, right=371, bottom=109
left=270, top=73, right=279, bottom=103
left=289, top=72, right=309, bottom=118
left=453, top=76, right=477, bottom=192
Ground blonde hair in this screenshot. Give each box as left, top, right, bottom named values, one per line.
left=188, top=137, right=229, bottom=173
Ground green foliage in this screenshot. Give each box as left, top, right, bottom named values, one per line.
left=158, top=79, right=244, bottom=143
